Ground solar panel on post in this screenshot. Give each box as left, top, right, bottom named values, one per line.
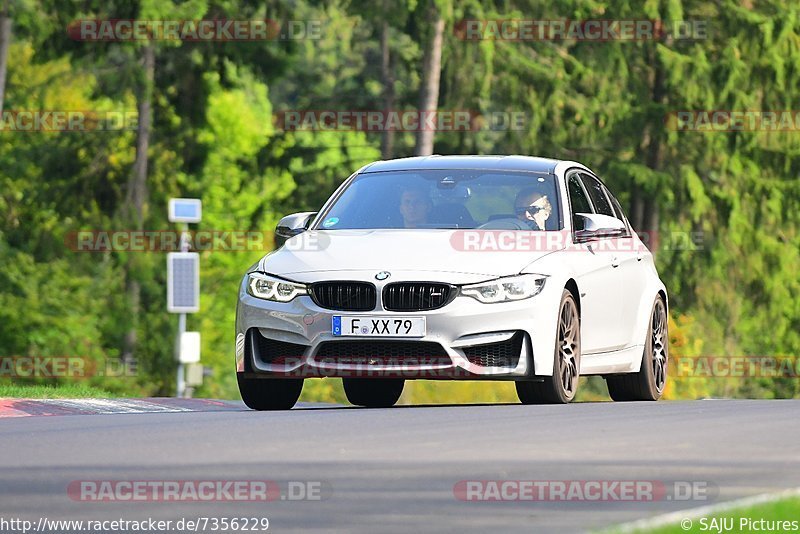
left=167, top=252, right=200, bottom=313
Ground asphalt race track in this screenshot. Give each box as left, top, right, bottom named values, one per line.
left=1, top=399, right=798, bottom=533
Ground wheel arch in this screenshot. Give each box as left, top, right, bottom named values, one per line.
left=630, top=283, right=669, bottom=367
left=564, top=278, right=581, bottom=317
left=657, top=288, right=668, bottom=315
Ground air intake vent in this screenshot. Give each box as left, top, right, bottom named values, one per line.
left=315, top=340, right=450, bottom=366
left=382, top=282, right=456, bottom=311
left=248, top=328, right=308, bottom=365
left=463, top=332, right=524, bottom=368
left=310, top=282, right=376, bottom=311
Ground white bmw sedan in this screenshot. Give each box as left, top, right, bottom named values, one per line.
left=235, top=155, right=668, bottom=409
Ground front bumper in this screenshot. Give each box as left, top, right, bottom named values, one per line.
left=235, top=274, right=562, bottom=379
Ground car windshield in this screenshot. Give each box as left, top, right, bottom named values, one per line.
left=315, top=170, right=562, bottom=231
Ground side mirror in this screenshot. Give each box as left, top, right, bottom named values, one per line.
left=275, top=212, right=317, bottom=239
left=574, top=213, right=626, bottom=240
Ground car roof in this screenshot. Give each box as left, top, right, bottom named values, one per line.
left=360, top=155, right=563, bottom=174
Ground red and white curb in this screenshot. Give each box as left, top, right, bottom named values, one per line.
left=0, top=398, right=241, bottom=418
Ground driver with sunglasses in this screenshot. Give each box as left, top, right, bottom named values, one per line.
left=514, top=187, right=553, bottom=231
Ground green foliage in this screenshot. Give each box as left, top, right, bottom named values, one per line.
left=1, top=0, right=798, bottom=402
left=0, top=383, right=115, bottom=398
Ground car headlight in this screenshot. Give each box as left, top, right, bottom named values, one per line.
left=246, top=273, right=307, bottom=302
left=461, top=274, right=546, bottom=303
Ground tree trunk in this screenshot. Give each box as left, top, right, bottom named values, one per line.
left=121, top=44, right=155, bottom=364
left=127, top=44, right=154, bottom=227
left=630, top=184, right=644, bottom=231
left=643, top=58, right=665, bottom=256
left=380, top=15, right=395, bottom=160
left=414, top=7, right=445, bottom=156
left=0, top=2, right=11, bottom=116
left=634, top=44, right=667, bottom=255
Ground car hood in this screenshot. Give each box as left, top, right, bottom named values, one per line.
left=254, top=229, right=562, bottom=283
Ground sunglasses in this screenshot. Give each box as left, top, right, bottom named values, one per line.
left=514, top=205, right=545, bottom=217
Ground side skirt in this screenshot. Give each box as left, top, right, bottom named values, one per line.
left=579, top=344, right=644, bottom=375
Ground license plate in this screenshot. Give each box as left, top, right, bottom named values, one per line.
left=332, top=316, right=426, bottom=337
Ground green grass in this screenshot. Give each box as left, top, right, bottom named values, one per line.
left=0, top=383, right=116, bottom=399
left=402, top=380, right=518, bottom=404
left=626, top=496, right=800, bottom=534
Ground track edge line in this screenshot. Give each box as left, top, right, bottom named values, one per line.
left=596, top=486, right=800, bottom=534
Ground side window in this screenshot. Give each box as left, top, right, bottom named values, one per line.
left=567, top=173, right=593, bottom=228
left=580, top=173, right=615, bottom=217
left=604, top=186, right=628, bottom=224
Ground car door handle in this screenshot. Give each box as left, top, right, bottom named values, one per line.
left=636, top=250, right=643, bottom=262
left=611, top=256, right=619, bottom=268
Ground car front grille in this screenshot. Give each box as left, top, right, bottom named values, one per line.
left=382, top=282, right=456, bottom=312
left=248, top=328, right=308, bottom=365
left=463, top=332, right=524, bottom=368
left=310, top=282, right=376, bottom=311
left=314, top=340, right=451, bottom=366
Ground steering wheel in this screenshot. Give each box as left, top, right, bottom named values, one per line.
left=476, top=218, right=533, bottom=230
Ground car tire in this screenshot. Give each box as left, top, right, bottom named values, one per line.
left=606, top=296, right=668, bottom=401
left=237, top=374, right=304, bottom=410
left=516, top=289, right=581, bottom=404
left=343, top=378, right=404, bottom=408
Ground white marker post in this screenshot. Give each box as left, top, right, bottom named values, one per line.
left=167, top=199, right=202, bottom=398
